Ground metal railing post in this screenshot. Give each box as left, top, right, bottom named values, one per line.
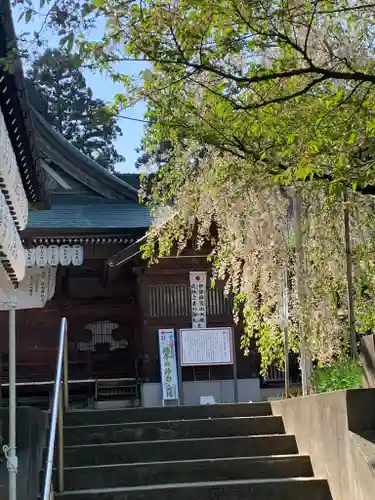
left=57, top=388, right=64, bottom=493
left=7, top=308, right=17, bottom=500
left=63, top=331, right=69, bottom=411
left=42, top=318, right=67, bottom=500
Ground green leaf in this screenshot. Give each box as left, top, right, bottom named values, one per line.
left=67, top=34, right=74, bottom=53
left=60, top=33, right=75, bottom=52
left=25, top=9, right=33, bottom=24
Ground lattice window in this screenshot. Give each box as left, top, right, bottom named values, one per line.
left=77, top=320, right=128, bottom=352
left=266, top=364, right=285, bottom=382
left=146, top=283, right=232, bottom=318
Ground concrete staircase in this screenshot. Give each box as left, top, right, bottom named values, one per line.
left=55, top=403, right=332, bottom=499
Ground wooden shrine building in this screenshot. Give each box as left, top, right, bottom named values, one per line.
left=0, top=110, right=300, bottom=408
left=0, top=107, right=269, bottom=406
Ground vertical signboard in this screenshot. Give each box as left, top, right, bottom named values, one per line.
left=189, top=271, right=207, bottom=328
left=158, top=329, right=179, bottom=403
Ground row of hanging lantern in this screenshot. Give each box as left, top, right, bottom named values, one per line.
left=0, top=106, right=29, bottom=287
left=26, top=244, right=84, bottom=267
left=0, top=265, right=57, bottom=311
left=0, top=193, right=26, bottom=284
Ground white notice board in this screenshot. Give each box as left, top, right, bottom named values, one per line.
left=179, top=327, right=233, bottom=366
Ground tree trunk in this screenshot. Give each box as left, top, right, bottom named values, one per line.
left=343, top=188, right=357, bottom=358
left=293, top=189, right=312, bottom=395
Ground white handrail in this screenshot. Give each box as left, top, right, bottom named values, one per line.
left=42, top=317, right=68, bottom=499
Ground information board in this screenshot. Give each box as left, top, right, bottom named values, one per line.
left=189, top=271, right=207, bottom=328
left=158, top=328, right=180, bottom=401
left=179, top=327, right=233, bottom=366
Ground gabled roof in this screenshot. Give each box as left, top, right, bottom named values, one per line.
left=0, top=0, right=48, bottom=208
left=31, top=108, right=139, bottom=201
left=26, top=109, right=152, bottom=230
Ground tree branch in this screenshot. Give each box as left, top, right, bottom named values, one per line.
left=304, top=0, right=318, bottom=56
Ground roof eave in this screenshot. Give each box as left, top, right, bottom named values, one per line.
left=32, top=108, right=139, bottom=202
left=0, top=1, right=49, bottom=208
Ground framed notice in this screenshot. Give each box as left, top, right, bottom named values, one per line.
left=179, top=327, right=233, bottom=366
left=158, top=329, right=180, bottom=402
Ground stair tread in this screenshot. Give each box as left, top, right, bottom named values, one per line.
left=62, top=453, right=310, bottom=471
left=63, top=404, right=273, bottom=426
left=64, top=433, right=292, bottom=448
left=65, top=403, right=270, bottom=413
left=50, top=407, right=331, bottom=499
left=64, top=415, right=280, bottom=429
left=57, top=477, right=328, bottom=495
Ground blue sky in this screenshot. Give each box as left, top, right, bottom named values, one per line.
left=14, top=6, right=146, bottom=172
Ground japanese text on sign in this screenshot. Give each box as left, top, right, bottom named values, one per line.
left=179, top=327, right=233, bottom=366
left=189, top=271, right=207, bottom=328
left=158, top=329, right=179, bottom=401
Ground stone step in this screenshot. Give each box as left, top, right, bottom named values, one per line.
left=56, top=477, right=332, bottom=500
left=61, top=455, right=313, bottom=490
left=64, top=416, right=284, bottom=446
left=64, top=434, right=298, bottom=467
left=63, top=403, right=271, bottom=427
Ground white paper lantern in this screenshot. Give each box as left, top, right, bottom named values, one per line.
left=47, top=266, right=57, bottom=300
left=59, top=245, right=72, bottom=266
left=48, top=245, right=60, bottom=266
left=25, top=248, right=36, bottom=267
left=72, top=245, right=84, bottom=266
left=35, top=245, right=48, bottom=267
left=39, top=268, right=47, bottom=304
left=12, top=236, right=26, bottom=282
left=0, top=265, right=57, bottom=310
left=0, top=192, right=26, bottom=282
left=0, top=108, right=28, bottom=230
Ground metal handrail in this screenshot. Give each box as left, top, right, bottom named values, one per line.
left=42, top=317, right=69, bottom=499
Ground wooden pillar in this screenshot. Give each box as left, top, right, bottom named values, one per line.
left=134, top=266, right=154, bottom=382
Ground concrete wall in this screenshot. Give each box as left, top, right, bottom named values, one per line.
left=0, top=407, right=48, bottom=500
left=141, top=378, right=261, bottom=407
left=271, top=389, right=375, bottom=500
left=260, top=387, right=301, bottom=401
left=361, top=334, right=375, bottom=388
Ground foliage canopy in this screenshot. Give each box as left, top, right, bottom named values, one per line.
left=17, top=0, right=375, bottom=370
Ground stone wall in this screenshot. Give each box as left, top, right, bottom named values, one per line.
left=141, top=378, right=261, bottom=406
left=271, top=389, right=375, bottom=500
left=361, top=334, right=375, bottom=388
left=0, top=407, right=48, bottom=500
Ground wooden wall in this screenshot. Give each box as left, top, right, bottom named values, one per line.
left=0, top=247, right=260, bottom=384
left=0, top=244, right=140, bottom=383
left=136, top=256, right=260, bottom=383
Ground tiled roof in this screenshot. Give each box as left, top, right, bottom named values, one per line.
left=115, top=173, right=141, bottom=190
left=27, top=196, right=151, bottom=229
left=32, top=109, right=138, bottom=201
